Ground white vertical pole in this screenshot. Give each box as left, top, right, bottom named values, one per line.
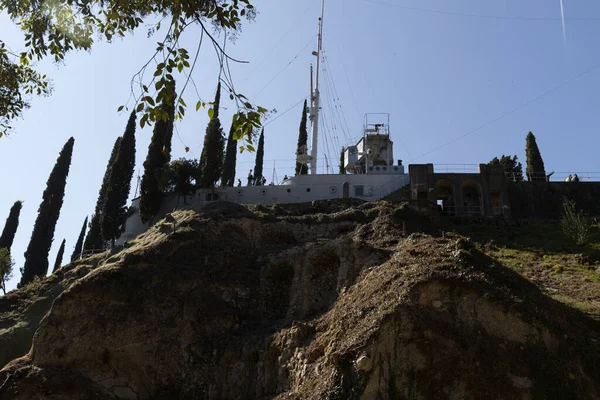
left=310, top=0, right=325, bottom=175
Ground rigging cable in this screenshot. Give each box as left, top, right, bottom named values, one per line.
left=411, top=60, right=600, bottom=162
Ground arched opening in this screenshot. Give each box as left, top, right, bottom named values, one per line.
left=435, top=179, right=456, bottom=216
left=461, top=180, right=482, bottom=216
left=343, top=182, right=349, bottom=199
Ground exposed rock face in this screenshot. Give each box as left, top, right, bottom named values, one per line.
left=1, top=201, right=599, bottom=399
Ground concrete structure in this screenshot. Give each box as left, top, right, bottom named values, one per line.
left=408, top=163, right=509, bottom=217
left=116, top=172, right=411, bottom=246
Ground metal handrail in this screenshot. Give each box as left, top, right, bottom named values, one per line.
left=434, top=164, right=479, bottom=173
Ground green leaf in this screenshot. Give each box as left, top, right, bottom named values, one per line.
left=196, top=101, right=202, bottom=111
left=208, top=108, right=214, bottom=119
left=136, top=103, right=144, bottom=112
left=247, top=144, right=255, bottom=152
left=117, top=105, right=124, bottom=112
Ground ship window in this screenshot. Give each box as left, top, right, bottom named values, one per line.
left=394, top=166, right=399, bottom=171
left=236, top=190, right=243, bottom=196
left=355, top=185, right=364, bottom=196
left=261, top=189, right=267, bottom=195
left=329, top=186, right=337, bottom=193
left=382, top=166, right=387, bottom=171
left=306, top=188, right=311, bottom=192
left=376, top=166, right=380, bottom=171
left=369, top=167, right=373, bottom=171
left=287, top=188, right=291, bottom=193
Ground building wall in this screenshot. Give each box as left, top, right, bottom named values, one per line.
left=408, top=164, right=508, bottom=217
left=116, top=173, right=410, bottom=246
left=507, top=182, right=600, bottom=219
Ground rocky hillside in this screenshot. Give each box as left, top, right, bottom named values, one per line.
left=1, top=200, right=599, bottom=399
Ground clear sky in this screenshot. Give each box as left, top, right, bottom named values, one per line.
left=1, top=0, right=600, bottom=291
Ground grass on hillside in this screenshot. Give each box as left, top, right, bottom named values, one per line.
left=448, top=220, right=600, bottom=320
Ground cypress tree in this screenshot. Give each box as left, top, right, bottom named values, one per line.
left=339, top=147, right=346, bottom=174
left=0, top=200, right=23, bottom=252
left=254, top=128, right=265, bottom=185
left=84, top=136, right=122, bottom=253
left=221, top=122, right=237, bottom=187
left=198, top=82, right=225, bottom=188
left=71, top=216, right=88, bottom=261
left=295, top=100, right=309, bottom=176
left=21, top=137, right=74, bottom=286
left=139, top=90, right=176, bottom=223
left=101, top=111, right=137, bottom=245
left=525, top=131, right=546, bottom=182
left=52, top=239, right=66, bottom=273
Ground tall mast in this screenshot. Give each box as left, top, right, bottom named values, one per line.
left=309, top=0, right=325, bottom=175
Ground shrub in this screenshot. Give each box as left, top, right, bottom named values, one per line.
left=561, top=200, right=591, bottom=245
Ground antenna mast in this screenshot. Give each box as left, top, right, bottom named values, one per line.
left=309, top=0, right=325, bottom=175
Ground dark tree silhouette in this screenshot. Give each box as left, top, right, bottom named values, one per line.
left=525, top=132, right=546, bottom=182
left=253, top=128, right=265, bottom=185
left=0, top=200, right=23, bottom=252
left=84, top=136, right=122, bottom=253
left=52, top=239, right=66, bottom=273
left=198, top=83, right=225, bottom=189
left=21, top=137, right=74, bottom=286
left=221, top=122, right=237, bottom=187
left=488, top=155, right=523, bottom=182
left=71, top=216, right=88, bottom=261
left=101, top=112, right=137, bottom=245
left=139, top=90, right=175, bottom=223
left=295, top=100, right=309, bottom=175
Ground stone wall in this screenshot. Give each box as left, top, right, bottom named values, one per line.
left=507, top=182, right=600, bottom=219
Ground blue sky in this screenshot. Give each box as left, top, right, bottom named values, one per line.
left=1, top=0, right=600, bottom=290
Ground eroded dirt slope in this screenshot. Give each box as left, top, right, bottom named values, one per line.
left=0, top=200, right=598, bottom=399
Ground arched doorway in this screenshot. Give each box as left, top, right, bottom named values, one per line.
left=343, top=182, right=349, bottom=199
left=435, top=179, right=456, bottom=216
left=461, top=180, right=482, bottom=216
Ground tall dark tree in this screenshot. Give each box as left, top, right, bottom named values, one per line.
left=139, top=90, right=176, bottom=223
left=84, top=136, right=122, bottom=253
left=253, top=128, right=265, bottom=185
left=339, top=147, right=346, bottom=175
left=198, top=82, right=225, bottom=188
left=488, top=155, right=523, bottom=182
left=52, top=239, right=66, bottom=273
left=221, top=122, right=237, bottom=187
left=0, top=200, right=23, bottom=252
left=525, top=131, right=546, bottom=182
left=101, top=112, right=137, bottom=245
left=21, top=137, right=74, bottom=286
left=71, top=216, right=88, bottom=261
left=295, top=100, right=309, bottom=175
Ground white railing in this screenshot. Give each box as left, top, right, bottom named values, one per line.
left=507, top=172, right=600, bottom=182
left=434, top=164, right=479, bottom=173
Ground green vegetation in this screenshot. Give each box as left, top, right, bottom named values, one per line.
left=101, top=112, right=137, bottom=244
left=295, top=100, right=309, bottom=176
left=198, top=83, right=225, bottom=189
left=561, top=200, right=591, bottom=245
left=53, top=239, right=66, bottom=273
left=140, top=96, right=174, bottom=223
left=71, top=217, right=88, bottom=261
left=0, top=247, right=13, bottom=295
left=221, top=122, right=238, bottom=187
left=253, top=128, right=265, bottom=184
left=450, top=219, right=600, bottom=319
left=84, top=136, right=122, bottom=253
left=339, top=147, right=346, bottom=175
left=167, top=158, right=199, bottom=204
left=0, top=0, right=266, bottom=143
left=0, top=200, right=22, bottom=252
left=525, top=131, right=546, bottom=182
left=488, top=155, right=523, bottom=182
left=21, top=137, right=74, bottom=287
